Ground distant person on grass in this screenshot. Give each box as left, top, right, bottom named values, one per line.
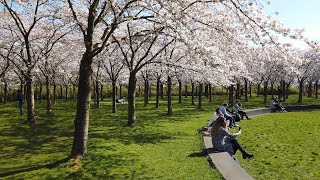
left=211, top=116, right=254, bottom=160
left=219, top=103, right=237, bottom=128
left=17, top=90, right=24, bottom=115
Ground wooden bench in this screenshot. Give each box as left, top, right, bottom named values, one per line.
left=203, top=136, right=253, bottom=180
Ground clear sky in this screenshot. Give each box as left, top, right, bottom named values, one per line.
left=265, top=0, right=320, bottom=48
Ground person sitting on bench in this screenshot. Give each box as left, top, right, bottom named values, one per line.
left=233, top=100, right=250, bottom=120
left=219, top=103, right=237, bottom=128
left=211, top=116, right=254, bottom=160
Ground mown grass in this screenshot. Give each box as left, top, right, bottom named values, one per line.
left=0, top=94, right=319, bottom=179
left=235, top=110, right=320, bottom=179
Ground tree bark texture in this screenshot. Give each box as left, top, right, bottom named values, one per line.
left=70, top=52, right=93, bottom=158
left=191, top=82, right=195, bottom=105
left=198, top=83, right=203, bottom=109
left=156, top=77, right=160, bottom=108
left=244, top=80, right=248, bottom=102
left=178, top=81, right=182, bottom=103
left=228, top=85, right=233, bottom=106
left=263, top=81, right=268, bottom=105
left=46, top=77, right=51, bottom=114
left=128, top=73, right=137, bottom=126
left=167, top=76, right=172, bottom=115
left=112, top=82, right=116, bottom=113
left=26, top=77, right=36, bottom=124
left=298, top=80, right=304, bottom=104
left=144, top=80, right=149, bottom=106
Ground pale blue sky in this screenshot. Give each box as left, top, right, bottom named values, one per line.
left=265, top=0, right=320, bottom=48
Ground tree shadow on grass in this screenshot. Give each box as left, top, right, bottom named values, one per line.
left=0, top=157, right=69, bottom=178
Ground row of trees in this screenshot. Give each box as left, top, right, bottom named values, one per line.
left=1, top=0, right=319, bottom=159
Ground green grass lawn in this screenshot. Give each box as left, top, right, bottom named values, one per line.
left=0, top=94, right=319, bottom=179
left=235, top=110, right=320, bottom=180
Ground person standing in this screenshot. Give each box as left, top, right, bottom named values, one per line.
left=17, top=90, right=24, bottom=115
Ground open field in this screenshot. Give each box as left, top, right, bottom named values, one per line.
left=0, top=94, right=319, bottom=179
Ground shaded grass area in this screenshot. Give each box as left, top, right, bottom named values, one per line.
left=235, top=110, right=320, bottom=179
left=0, top=94, right=319, bottom=179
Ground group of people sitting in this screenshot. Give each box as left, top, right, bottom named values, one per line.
left=270, top=97, right=287, bottom=112
left=204, top=101, right=254, bottom=161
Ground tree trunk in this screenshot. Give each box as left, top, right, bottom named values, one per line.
left=249, top=82, right=252, bottom=98
left=286, top=83, right=290, bottom=99
left=46, top=77, right=51, bottom=114
left=228, top=85, right=233, bottom=106
left=308, top=81, right=312, bottom=97
left=257, top=83, right=261, bottom=97
left=112, top=81, right=116, bottom=113
left=138, top=86, right=141, bottom=97
left=236, top=83, right=240, bottom=99
left=298, top=80, right=304, bottom=104
left=149, top=84, right=152, bottom=99
left=160, top=83, right=164, bottom=99
left=128, top=72, right=137, bottom=126
left=3, top=81, right=7, bottom=103
left=35, top=85, right=38, bottom=101
left=205, top=84, right=208, bottom=98
left=60, top=85, right=63, bottom=100
left=167, top=76, right=172, bottom=116
left=185, top=84, right=188, bottom=98
left=95, top=80, right=100, bottom=108
left=73, top=84, right=76, bottom=101
left=24, top=83, right=27, bottom=100
left=39, top=83, right=43, bottom=102
left=100, top=84, right=103, bottom=101
left=120, top=85, right=123, bottom=99
left=263, top=81, right=268, bottom=105
left=53, top=83, right=57, bottom=104
left=271, top=81, right=274, bottom=98
left=20, top=79, right=24, bottom=93
left=178, top=80, right=182, bottom=103
left=245, top=80, right=248, bottom=102
left=144, top=80, right=149, bottom=106
left=25, top=76, right=36, bottom=124
left=315, top=80, right=319, bottom=99
left=70, top=53, right=93, bottom=158
left=209, top=84, right=212, bottom=102
left=191, top=82, right=195, bottom=105
left=156, top=77, right=160, bottom=108
left=198, top=83, right=203, bottom=109
left=65, top=86, right=68, bottom=101
left=282, top=80, right=286, bottom=100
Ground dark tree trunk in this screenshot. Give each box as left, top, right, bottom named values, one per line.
left=60, top=85, right=63, bottom=100
left=120, top=85, right=123, bottom=99
left=286, top=83, right=290, bottom=99
left=65, top=86, right=68, bottom=101
left=263, top=81, right=268, bottom=105
left=195, top=86, right=198, bottom=97
left=191, top=82, right=195, bottom=105
left=53, top=83, right=57, bottom=104
left=3, top=81, right=7, bottom=103
left=156, top=77, right=160, bottom=108
left=149, top=84, right=152, bottom=99
left=160, top=83, right=164, bottom=99
left=249, top=82, right=252, bottom=98
left=100, top=84, right=103, bottom=101
left=282, top=80, right=286, bottom=100
left=271, top=81, right=274, bottom=98
left=35, top=85, right=38, bottom=101
left=20, top=79, right=24, bottom=94
left=46, top=77, right=51, bottom=114
left=95, top=80, right=100, bottom=108
left=144, top=80, right=149, bottom=106
left=245, top=80, right=248, bottom=102
left=39, top=83, right=43, bottom=102
left=73, top=84, right=76, bottom=101
left=205, top=84, right=209, bottom=98
left=25, top=76, right=36, bottom=124
left=178, top=81, right=182, bottom=103
left=112, top=81, right=116, bottom=113
left=167, top=76, right=172, bottom=116
left=257, top=83, right=261, bottom=97
left=315, top=80, right=319, bottom=99
left=236, top=83, right=240, bottom=99
left=70, top=52, right=93, bottom=158
left=228, top=85, right=234, bottom=106
left=209, top=84, right=212, bottom=102
left=24, top=83, right=27, bottom=100
left=308, top=81, right=312, bottom=97
left=198, top=83, right=203, bottom=109
left=298, top=80, right=304, bottom=104
left=138, top=86, right=141, bottom=97
left=128, top=72, right=137, bottom=126
left=185, top=84, right=188, bottom=98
